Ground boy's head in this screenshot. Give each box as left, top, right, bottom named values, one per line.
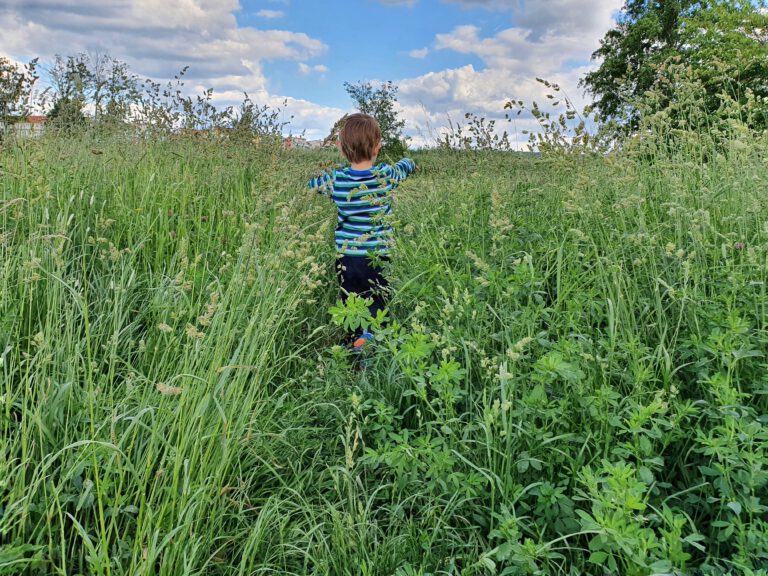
left=338, top=113, right=381, bottom=164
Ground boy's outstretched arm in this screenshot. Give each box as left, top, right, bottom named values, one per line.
left=385, top=158, right=417, bottom=184
left=308, top=167, right=336, bottom=195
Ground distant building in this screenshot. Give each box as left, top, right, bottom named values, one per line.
left=283, top=136, right=324, bottom=150
left=0, top=115, right=46, bottom=138
left=282, top=136, right=308, bottom=149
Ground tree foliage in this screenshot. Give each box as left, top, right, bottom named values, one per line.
left=581, top=0, right=768, bottom=128
left=0, top=57, right=38, bottom=123
left=343, top=80, right=407, bottom=158
left=45, top=53, right=142, bottom=131
left=229, top=94, right=292, bottom=143
left=676, top=2, right=768, bottom=126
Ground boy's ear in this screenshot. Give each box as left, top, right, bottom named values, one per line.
left=375, top=141, right=382, bottom=155
left=336, top=140, right=343, bottom=153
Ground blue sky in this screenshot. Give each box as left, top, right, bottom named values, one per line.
left=246, top=0, right=492, bottom=106
left=0, top=0, right=623, bottom=145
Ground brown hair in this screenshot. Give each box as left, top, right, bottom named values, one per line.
left=339, top=113, right=381, bottom=164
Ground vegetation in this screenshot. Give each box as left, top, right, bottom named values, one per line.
left=581, top=0, right=768, bottom=128
left=343, top=80, right=408, bottom=158
left=3, top=8, right=768, bottom=570
left=0, top=57, right=38, bottom=129
left=2, top=64, right=768, bottom=574
left=439, top=112, right=513, bottom=151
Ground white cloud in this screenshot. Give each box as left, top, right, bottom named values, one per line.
left=440, top=0, right=621, bottom=39
left=1, top=0, right=622, bottom=147
left=0, top=0, right=339, bottom=137
left=384, top=0, right=619, bottom=38
left=393, top=0, right=621, bottom=147
left=298, top=62, right=328, bottom=75
left=256, top=9, right=284, bottom=19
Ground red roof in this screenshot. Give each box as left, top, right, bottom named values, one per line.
left=26, top=116, right=46, bottom=124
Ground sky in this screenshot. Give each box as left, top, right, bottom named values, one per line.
left=0, top=0, right=623, bottom=146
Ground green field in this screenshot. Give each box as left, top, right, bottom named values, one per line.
left=2, top=128, right=767, bottom=575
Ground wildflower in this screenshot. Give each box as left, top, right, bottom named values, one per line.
left=158, top=323, right=173, bottom=333
left=734, top=242, right=745, bottom=251
left=185, top=324, right=205, bottom=340
left=156, top=382, right=182, bottom=396
left=514, top=336, right=533, bottom=351
left=109, top=243, right=121, bottom=262
left=506, top=349, right=521, bottom=361
left=197, top=292, right=220, bottom=326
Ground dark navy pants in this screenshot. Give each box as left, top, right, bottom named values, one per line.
left=336, top=254, right=390, bottom=320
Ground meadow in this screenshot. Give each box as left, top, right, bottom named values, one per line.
left=1, top=119, right=767, bottom=575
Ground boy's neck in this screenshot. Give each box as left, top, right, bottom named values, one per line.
left=350, top=158, right=376, bottom=171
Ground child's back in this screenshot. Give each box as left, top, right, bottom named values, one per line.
left=308, top=113, right=416, bottom=346
left=310, top=158, right=415, bottom=257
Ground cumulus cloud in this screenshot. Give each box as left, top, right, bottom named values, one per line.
left=391, top=0, right=621, bottom=147
left=0, top=1, right=326, bottom=75
left=384, top=0, right=619, bottom=38
left=0, top=0, right=339, bottom=137
left=1, top=0, right=622, bottom=146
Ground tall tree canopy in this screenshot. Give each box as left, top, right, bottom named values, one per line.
left=581, top=0, right=768, bottom=127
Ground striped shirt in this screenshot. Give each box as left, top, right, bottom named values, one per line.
left=309, top=158, right=415, bottom=256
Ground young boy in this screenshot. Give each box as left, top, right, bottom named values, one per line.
left=308, top=113, right=416, bottom=349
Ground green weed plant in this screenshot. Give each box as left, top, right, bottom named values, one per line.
left=1, top=75, right=768, bottom=574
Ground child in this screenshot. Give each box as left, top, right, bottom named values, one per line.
left=308, top=113, right=416, bottom=349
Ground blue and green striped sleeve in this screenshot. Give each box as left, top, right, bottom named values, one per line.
left=384, top=158, right=416, bottom=184
left=308, top=169, right=335, bottom=195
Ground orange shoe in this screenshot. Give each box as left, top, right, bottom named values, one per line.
left=352, top=331, right=373, bottom=350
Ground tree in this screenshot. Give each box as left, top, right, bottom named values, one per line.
left=87, top=53, right=141, bottom=128
left=47, top=96, right=87, bottom=131
left=343, top=80, right=407, bottom=157
left=44, top=52, right=142, bottom=132
left=581, top=0, right=696, bottom=125
left=676, top=2, right=768, bottom=127
left=0, top=57, right=38, bottom=123
left=581, top=1, right=768, bottom=128
left=46, top=53, right=91, bottom=131
left=229, top=94, right=290, bottom=143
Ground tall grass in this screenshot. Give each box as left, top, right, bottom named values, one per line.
left=2, top=120, right=767, bottom=575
